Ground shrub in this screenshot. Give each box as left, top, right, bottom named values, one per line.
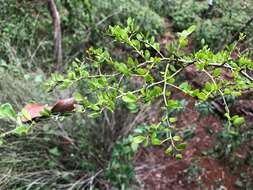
left=148, top=0, right=253, bottom=51
left=2, top=19, right=252, bottom=155
left=1, top=4, right=253, bottom=187
left=0, top=0, right=165, bottom=70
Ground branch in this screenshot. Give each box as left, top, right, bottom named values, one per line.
left=209, top=62, right=253, bottom=82
left=48, top=0, right=62, bottom=70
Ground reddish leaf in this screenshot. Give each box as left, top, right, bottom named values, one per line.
left=21, top=104, right=53, bottom=122
left=21, top=97, right=76, bottom=123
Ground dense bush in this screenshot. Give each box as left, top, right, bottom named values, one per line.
left=0, top=0, right=53, bottom=69
left=0, top=0, right=165, bottom=71
left=2, top=18, right=253, bottom=188
left=0, top=1, right=253, bottom=189
left=148, top=0, right=253, bottom=51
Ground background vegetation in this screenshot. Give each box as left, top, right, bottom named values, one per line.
left=0, top=0, right=252, bottom=189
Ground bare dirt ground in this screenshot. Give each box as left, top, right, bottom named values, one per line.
left=133, top=19, right=253, bottom=189
left=134, top=90, right=250, bottom=190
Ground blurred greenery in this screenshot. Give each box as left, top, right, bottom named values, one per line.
left=0, top=0, right=253, bottom=189
left=148, top=0, right=253, bottom=51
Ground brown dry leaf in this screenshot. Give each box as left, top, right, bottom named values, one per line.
left=51, top=97, right=75, bottom=113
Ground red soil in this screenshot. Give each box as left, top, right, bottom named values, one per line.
left=134, top=90, right=251, bottom=190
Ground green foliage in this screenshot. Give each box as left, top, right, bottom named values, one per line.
left=1, top=0, right=253, bottom=186
left=1, top=22, right=252, bottom=189
left=90, top=0, right=164, bottom=34
left=0, top=103, right=144, bottom=189
left=0, top=117, right=103, bottom=189
left=149, top=0, right=253, bottom=51
left=211, top=125, right=253, bottom=189
left=0, top=65, right=52, bottom=146
left=0, top=69, right=43, bottom=104
left=41, top=20, right=253, bottom=158
left=185, top=161, right=208, bottom=188
left=106, top=134, right=138, bottom=188
left=1, top=0, right=252, bottom=71
left=0, top=0, right=164, bottom=70
left=0, top=103, right=16, bottom=120
left=0, top=0, right=52, bottom=68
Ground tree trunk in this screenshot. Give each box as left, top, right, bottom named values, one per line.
left=48, top=0, right=62, bottom=70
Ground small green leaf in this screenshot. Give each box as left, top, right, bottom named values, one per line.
left=232, top=91, right=241, bottom=97
left=131, top=40, right=141, bottom=50
left=173, top=135, right=182, bottom=142
left=167, top=100, right=179, bottom=109
left=151, top=133, right=160, bottom=145
left=133, top=135, right=146, bottom=144
left=0, top=103, right=16, bottom=120
left=59, top=79, right=72, bottom=90
left=175, top=153, right=183, bottom=160
left=49, top=147, right=61, bottom=157
left=12, top=124, right=30, bottom=135
left=213, top=68, right=222, bottom=77
left=21, top=108, right=32, bottom=121
left=131, top=142, right=139, bottom=151
left=233, top=116, right=245, bottom=126
left=80, top=69, right=89, bottom=78
left=204, top=82, right=216, bottom=92
left=144, top=74, right=154, bottom=83
left=176, top=143, right=187, bottom=151
left=179, top=37, right=188, bottom=48
left=127, top=57, right=135, bottom=67
left=169, top=65, right=177, bottom=72
left=165, top=146, right=173, bottom=154
left=136, top=34, right=143, bottom=40
left=153, top=43, right=160, bottom=51
left=144, top=50, right=150, bottom=60
left=114, top=62, right=129, bottom=75
left=67, top=71, right=76, bottom=80
left=197, top=92, right=207, bottom=101
left=179, top=82, right=191, bottom=92
left=187, top=25, right=196, bottom=34
left=224, top=88, right=232, bottom=95
left=40, top=107, right=51, bottom=117
left=136, top=68, right=147, bottom=75
left=127, top=103, right=138, bottom=113
left=51, top=73, right=64, bottom=82
left=169, top=117, right=177, bottom=123
left=88, top=112, right=100, bottom=118
left=143, top=137, right=149, bottom=147
left=73, top=92, right=83, bottom=102
left=88, top=104, right=100, bottom=111
left=122, top=93, right=138, bottom=103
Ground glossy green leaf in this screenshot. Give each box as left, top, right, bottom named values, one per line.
left=133, top=135, right=146, bottom=144
left=165, top=146, right=173, bottom=154
left=233, top=116, right=245, bottom=126
left=0, top=103, right=16, bottom=120
left=176, top=143, right=187, bottom=151
left=12, top=124, right=30, bottom=135
left=173, top=135, right=182, bottom=142
left=21, top=108, right=32, bottom=121
left=175, top=153, right=183, bottom=160
left=122, top=93, right=137, bottom=103
left=151, top=133, right=160, bottom=145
